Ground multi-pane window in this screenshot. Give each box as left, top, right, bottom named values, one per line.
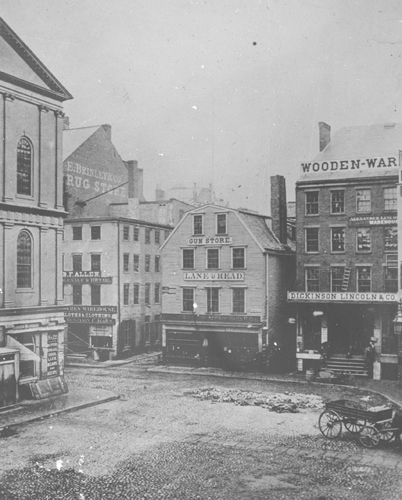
left=331, top=267, right=344, bottom=292
left=305, top=268, right=319, bottom=292
left=384, top=227, right=397, bottom=252
left=145, top=283, right=151, bottom=305
left=207, top=248, right=219, bottom=269
left=123, top=283, right=129, bottom=305
left=154, top=283, right=161, bottom=304
left=356, top=228, right=371, bottom=251
left=232, top=288, right=245, bottom=313
left=91, top=254, right=101, bottom=272
left=331, top=227, right=345, bottom=252
left=305, top=191, right=319, bottom=215
left=123, top=226, right=129, bottom=241
left=123, top=253, right=129, bottom=272
left=145, top=254, right=151, bottom=272
left=216, top=214, right=227, bottom=234
left=72, top=254, right=82, bottom=272
left=145, top=228, right=151, bottom=244
left=183, top=288, right=195, bottom=312
left=134, top=226, right=139, bottom=241
left=357, top=267, right=371, bottom=292
left=331, top=190, right=345, bottom=214
left=155, top=255, right=160, bottom=272
left=72, top=226, right=82, bottom=240
left=193, top=215, right=203, bottom=235
left=121, top=320, right=133, bottom=349
left=133, top=283, right=140, bottom=304
left=206, top=288, right=219, bottom=313
left=72, top=285, right=82, bottom=305
left=305, top=228, right=319, bottom=252
left=133, top=254, right=139, bottom=272
left=17, top=231, right=32, bottom=288
left=384, top=187, right=397, bottom=211
left=232, top=248, right=245, bottom=269
left=155, top=230, right=160, bottom=244
left=91, top=226, right=101, bottom=240
left=385, top=268, right=398, bottom=293
left=17, top=137, right=32, bottom=196
left=356, top=189, right=371, bottom=213
left=91, top=284, right=101, bottom=305
left=183, top=249, right=194, bottom=269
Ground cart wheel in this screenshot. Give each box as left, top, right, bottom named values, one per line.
left=319, top=410, right=342, bottom=439
left=376, top=421, right=394, bottom=442
left=344, top=419, right=366, bottom=434
left=359, top=425, right=381, bottom=448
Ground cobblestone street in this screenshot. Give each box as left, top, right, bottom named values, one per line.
left=1, top=363, right=402, bottom=499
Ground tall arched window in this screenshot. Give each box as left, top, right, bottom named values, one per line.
left=17, top=137, right=32, bottom=196
left=17, top=231, right=32, bottom=288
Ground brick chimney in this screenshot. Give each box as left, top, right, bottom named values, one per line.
left=126, top=160, right=144, bottom=200
left=270, top=175, right=288, bottom=244
left=102, top=124, right=112, bottom=141
left=155, top=185, right=165, bottom=201
left=319, top=122, right=331, bottom=151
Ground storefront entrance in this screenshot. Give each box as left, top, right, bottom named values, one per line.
left=328, top=305, right=374, bottom=355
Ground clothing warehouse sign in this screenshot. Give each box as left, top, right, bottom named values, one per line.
left=287, top=291, right=399, bottom=303
left=300, top=156, right=397, bottom=175
left=65, top=305, right=117, bottom=324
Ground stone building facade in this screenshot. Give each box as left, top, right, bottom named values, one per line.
left=0, top=17, right=72, bottom=404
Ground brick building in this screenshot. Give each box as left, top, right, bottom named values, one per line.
left=289, top=122, right=400, bottom=379
left=62, top=124, right=191, bottom=360
left=0, top=17, right=72, bottom=405
left=160, top=176, right=295, bottom=372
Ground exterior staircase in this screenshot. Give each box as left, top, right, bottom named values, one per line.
left=326, top=354, right=368, bottom=377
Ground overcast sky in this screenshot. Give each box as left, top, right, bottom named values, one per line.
left=4, top=0, right=402, bottom=213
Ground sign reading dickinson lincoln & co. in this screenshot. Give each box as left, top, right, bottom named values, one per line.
left=184, top=272, right=244, bottom=281
left=63, top=271, right=113, bottom=284
left=65, top=305, right=117, bottom=324
left=288, top=291, right=398, bottom=303
left=300, top=156, right=397, bottom=175
left=188, top=237, right=233, bottom=245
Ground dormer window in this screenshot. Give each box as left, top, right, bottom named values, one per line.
left=193, top=215, right=203, bottom=235
left=216, top=213, right=227, bottom=235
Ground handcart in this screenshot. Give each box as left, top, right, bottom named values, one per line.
left=318, top=399, right=395, bottom=448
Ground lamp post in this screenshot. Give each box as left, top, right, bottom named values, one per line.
left=393, top=298, right=402, bottom=382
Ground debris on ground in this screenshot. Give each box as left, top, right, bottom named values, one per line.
left=189, top=388, right=324, bottom=413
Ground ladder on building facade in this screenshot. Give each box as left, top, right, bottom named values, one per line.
left=341, top=267, right=351, bottom=292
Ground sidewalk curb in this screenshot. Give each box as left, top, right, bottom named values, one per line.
left=0, top=394, right=120, bottom=431
left=66, top=353, right=162, bottom=369
left=147, top=367, right=402, bottom=409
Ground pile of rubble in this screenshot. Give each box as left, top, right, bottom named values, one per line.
left=190, top=387, right=324, bottom=413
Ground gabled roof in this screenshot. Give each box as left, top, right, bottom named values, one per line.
left=160, top=203, right=295, bottom=254
left=63, top=126, right=102, bottom=161
left=0, top=17, right=73, bottom=101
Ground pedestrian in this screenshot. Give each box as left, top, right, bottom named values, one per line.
left=364, top=338, right=377, bottom=378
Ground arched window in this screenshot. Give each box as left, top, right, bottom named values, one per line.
left=17, top=137, right=32, bottom=196
left=17, top=231, right=32, bottom=288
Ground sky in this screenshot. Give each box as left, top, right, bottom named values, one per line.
left=3, top=0, right=402, bottom=214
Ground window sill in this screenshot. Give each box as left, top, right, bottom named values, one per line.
left=305, top=214, right=319, bottom=217
left=15, top=288, right=34, bottom=293
left=331, top=251, right=346, bottom=254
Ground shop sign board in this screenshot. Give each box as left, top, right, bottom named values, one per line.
left=162, top=313, right=261, bottom=323
left=188, top=237, right=233, bottom=245
left=65, top=305, right=117, bottom=324
left=288, top=291, right=398, bottom=303
left=349, top=215, right=397, bottom=226
left=300, top=156, right=397, bottom=176
left=63, top=271, right=113, bottom=284
left=184, top=272, right=244, bottom=281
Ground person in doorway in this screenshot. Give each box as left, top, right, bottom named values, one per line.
left=319, top=342, right=330, bottom=368
left=364, top=338, right=377, bottom=378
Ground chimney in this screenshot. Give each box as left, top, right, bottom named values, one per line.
left=319, top=122, right=331, bottom=151
left=125, top=160, right=144, bottom=200
left=155, top=185, right=165, bottom=201
left=102, top=124, right=112, bottom=141
left=270, top=175, right=288, bottom=244
left=63, top=116, right=70, bottom=130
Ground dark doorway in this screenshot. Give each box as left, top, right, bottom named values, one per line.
left=328, top=305, right=374, bottom=355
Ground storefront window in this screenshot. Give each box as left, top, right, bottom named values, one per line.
left=302, top=313, right=322, bottom=351
left=331, top=267, right=344, bottom=292
left=381, top=314, right=397, bottom=354
left=305, top=268, right=319, bottom=291
left=357, top=227, right=371, bottom=251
